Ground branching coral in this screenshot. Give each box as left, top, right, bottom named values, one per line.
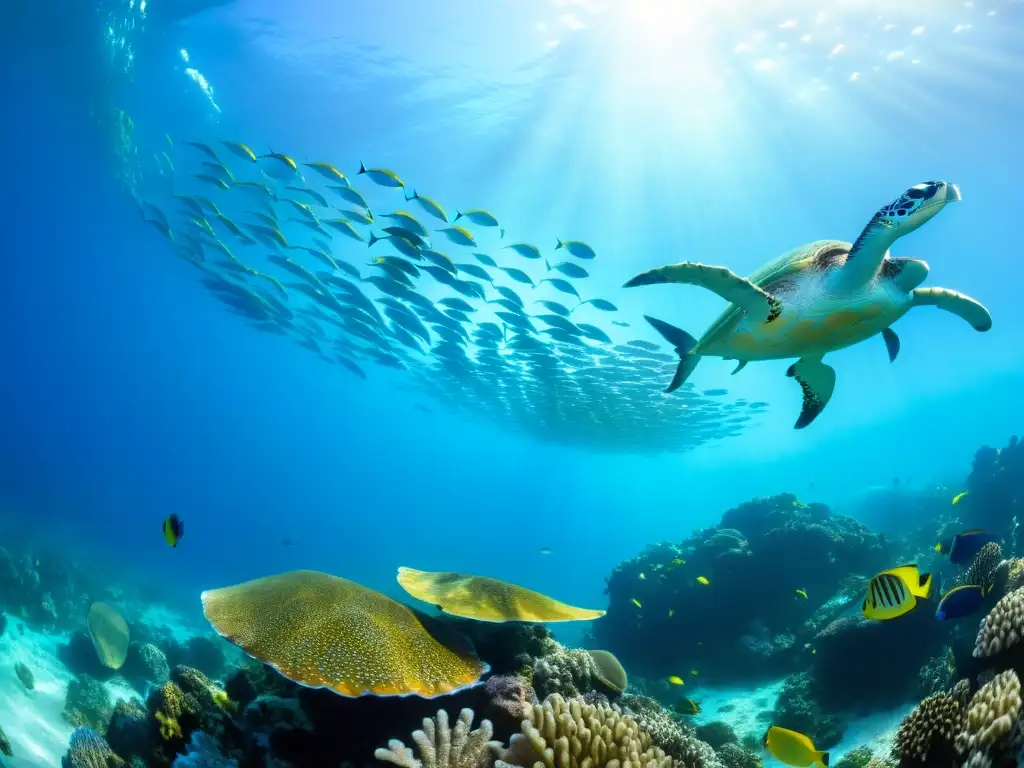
left=974, top=587, right=1024, bottom=658
left=496, top=694, right=678, bottom=768
left=375, top=708, right=502, bottom=768
left=891, top=679, right=969, bottom=764
left=955, top=670, right=1022, bottom=764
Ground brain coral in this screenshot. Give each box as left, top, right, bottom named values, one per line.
left=201, top=570, right=487, bottom=697
left=955, top=670, right=1022, bottom=763
left=375, top=708, right=502, bottom=768
left=496, top=693, right=676, bottom=768
left=892, top=679, right=969, bottom=764
left=974, top=587, right=1024, bottom=658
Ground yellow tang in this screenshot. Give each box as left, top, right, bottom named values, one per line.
left=764, top=726, right=829, bottom=768
left=862, top=564, right=933, bottom=621
left=952, top=491, right=969, bottom=505
left=795, top=588, right=808, bottom=599
left=697, top=576, right=710, bottom=585
left=632, top=598, right=642, bottom=609
left=667, top=675, right=685, bottom=685
left=396, top=567, right=606, bottom=623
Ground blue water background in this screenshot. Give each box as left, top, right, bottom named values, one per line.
left=1, top=0, right=1023, bottom=634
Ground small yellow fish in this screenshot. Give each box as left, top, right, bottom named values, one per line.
left=697, top=642, right=703, bottom=646
left=952, top=491, right=969, bottom=505
left=795, top=588, right=808, bottom=599
left=764, top=726, right=828, bottom=768
left=696, top=576, right=710, bottom=586
left=689, top=669, right=699, bottom=676
left=668, top=609, right=675, bottom=618
left=631, top=598, right=642, bottom=609
left=666, top=675, right=685, bottom=685
left=639, top=573, right=646, bottom=581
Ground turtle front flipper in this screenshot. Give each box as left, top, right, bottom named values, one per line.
left=624, top=262, right=782, bottom=323
left=786, top=357, right=836, bottom=429
left=838, top=181, right=960, bottom=291
left=881, top=328, right=900, bottom=362
left=911, top=287, right=992, bottom=331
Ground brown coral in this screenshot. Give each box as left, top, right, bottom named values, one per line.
left=956, top=542, right=1003, bottom=589
left=375, top=708, right=503, bottom=768
left=975, top=587, right=1024, bottom=658
left=955, top=669, right=1022, bottom=764
left=892, top=679, right=969, bottom=764
left=620, top=694, right=721, bottom=768
left=496, top=693, right=677, bottom=768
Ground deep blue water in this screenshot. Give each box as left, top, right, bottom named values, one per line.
left=2, top=0, right=1024, bottom=634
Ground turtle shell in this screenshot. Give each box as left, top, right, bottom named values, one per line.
left=698, top=239, right=851, bottom=349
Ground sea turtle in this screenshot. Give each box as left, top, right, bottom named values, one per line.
left=624, top=180, right=992, bottom=429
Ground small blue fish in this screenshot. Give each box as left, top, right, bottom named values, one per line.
left=936, top=584, right=991, bottom=621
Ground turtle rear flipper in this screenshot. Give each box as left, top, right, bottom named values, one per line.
left=625, top=262, right=782, bottom=324
left=644, top=316, right=700, bottom=392
left=911, top=287, right=992, bottom=331
left=786, top=357, right=836, bottom=429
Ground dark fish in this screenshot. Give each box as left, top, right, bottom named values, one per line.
left=534, top=300, right=571, bottom=317
left=499, top=267, right=535, bottom=287
left=935, top=530, right=998, bottom=566
left=936, top=584, right=991, bottom=621
left=473, top=252, right=498, bottom=267
left=162, top=514, right=184, bottom=548
left=540, top=277, right=580, bottom=299
left=704, top=388, right=728, bottom=396
left=673, top=698, right=701, bottom=716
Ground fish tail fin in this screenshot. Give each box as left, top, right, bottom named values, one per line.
left=818, top=752, right=830, bottom=768
left=917, top=572, right=934, bottom=600
left=358, top=161, right=367, bottom=174
left=644, top=315, right=700, bottom=392
left=555, top=238, right=564, bottom=250
left=368, top=233, right=380, bottom=248
left=454, top=209, right=463, bottom=222
left=545, top=258, right=551, bottom=272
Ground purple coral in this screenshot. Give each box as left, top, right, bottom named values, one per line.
left=483, top=674, right=536, bottom=733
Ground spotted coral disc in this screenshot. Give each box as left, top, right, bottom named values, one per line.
left=87, top=602, right=130, bottom=670
left=397, top=567, right=606, bottom=623
left=201, top=570, right=488, bottom=698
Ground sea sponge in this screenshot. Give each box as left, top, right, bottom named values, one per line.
left=955, top=669, right=1022, bottom=760
left=61, top=727, right=125, bottom=768
left=396, top=568, right=605, bottom=623
left=495, top=693, right=678, bottom=768
left=956, top=542, right=1003, bottom=589
left=87, top=603, right=130, bottom=670
left=374, top=708, right=502, bottom=768
left=892, top=679, right=969, bottom=764
left=974, top=587, right=1024, bottom=657
left=201, top=570, right=487, bottom=697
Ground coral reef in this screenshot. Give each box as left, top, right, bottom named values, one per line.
left=106, top=698, right=155, bottom=762
left=122, top=642, right=171, bottom=690
left=975, top=586, right=1024, bottom=660
left=171, top=731, right=238, bottom=767
left=375, top=708, right=501, bottom=768
left=955, top=542, right=1004, bottom=590
left=0, top=722, right=11, bottom=756
left=62, top=727, right=124, bottom=768
left=964, top=435, right=1024, bottom=536
left=891, top=679, right=969, bottom=765
left=955, top=670, right=1022, bottom=766
left=714, top=743, right=760, bottom=768
left=483, top=674, right=537, bottom=734
left=695, top=723, right=737, bottom=751
left=593, top=494, right=889, bottom=681
left=64, top=675, right=115, bottom=734
left=619, top=694, right=721, bottom=767
left=834, top=746, right=873, bottom=768
left=770, top=672, right=846, bottom=751
left=533, top=646, right=619, bottom=699
left=496, top=693, right=680, bottom=768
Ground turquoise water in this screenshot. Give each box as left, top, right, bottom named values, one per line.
left=1, top=1, right=1023, bottom=766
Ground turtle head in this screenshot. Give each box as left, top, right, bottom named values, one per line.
left=874, top=181, right=961, bottom=238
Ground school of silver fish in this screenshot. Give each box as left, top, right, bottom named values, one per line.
left=123, top=127, right=769, bottom=452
